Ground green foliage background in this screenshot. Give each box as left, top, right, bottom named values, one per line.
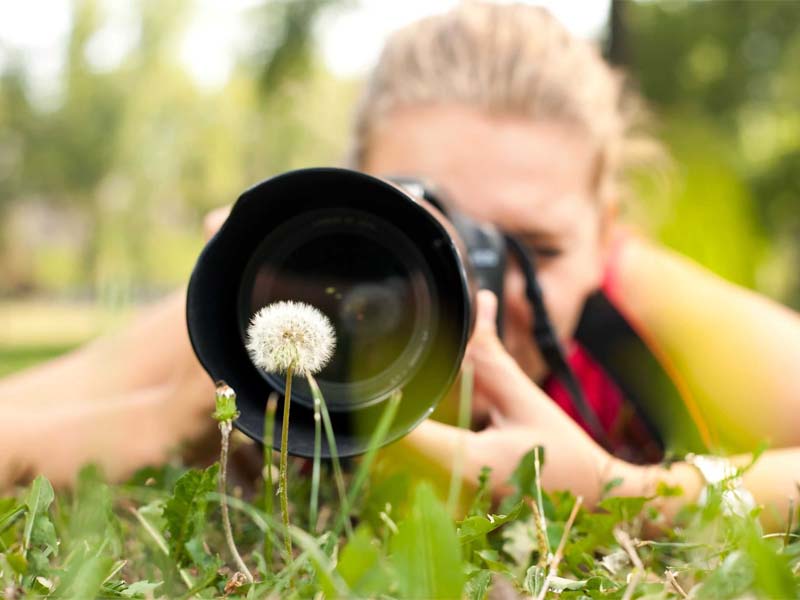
left=622, top=0, right=800, bottom=304
left=1, top=0, right=798, bottom=309
left=1, top=4, right=800, bottom=595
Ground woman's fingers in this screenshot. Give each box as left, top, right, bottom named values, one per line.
left=203, top=205, right=232, bottom=241
left=473, top=289, right=503, bottom=339
left=388, top=419, right=484, bottom=484
left=467, top=290, right=552, bottom=425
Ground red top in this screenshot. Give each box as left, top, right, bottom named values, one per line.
left=541, top=344, right=662, bottom=463
left=541, top=231, right=663, bottom=464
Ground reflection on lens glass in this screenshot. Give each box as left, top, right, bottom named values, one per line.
left=238, top=209, right=437, bottom=409
left=262, top=233, right=414, bottom=381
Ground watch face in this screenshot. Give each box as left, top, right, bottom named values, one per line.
left=687, top=454, right=735, bottom=484
left=686, top=453, right=755, bottom=517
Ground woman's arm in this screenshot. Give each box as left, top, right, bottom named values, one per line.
left=391, top=291, right=798, bottom=532
left=0, top=209, right=233, bottom=489
left=605, top=232, right=800, bottom=451
left=630, top=447, right=800, bottom=532
left=0, top=289, right=216, bottom=488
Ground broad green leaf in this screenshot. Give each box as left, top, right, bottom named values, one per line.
left=290, top=525, right=349, bottom=598
left=163, top=464, right=218, bottom=566
left=29, top=547, right=54, bottom=576
left=185, top=535, right=219, bottom=572
left=21, top=476, right=57, bottom=577
left=362, top=470, right=411, bottom=530
left=747, top=531, right=798, bottom=599
left=457, top=500, right=523, bottom=545
left=549, top=576, right=587, bottom=591
left=0, top=497, right=16, bottom=517
left=597, top=496, right=648, bottom=523
left=23, top=475, right=54, bottom=550
left=120, top=580, right=164, bottom=598
left=337, top=525, right=384, bottom=595
left=508, top=447, right=545, bottom=499
left=391, top=483, right=464, bottom=599
left=54, top=551, right=114, bottom=599
left=475, top=549, right=514, bottom=577
left=32, top=576, right=55, bottom=595
left=0, top=503, right=25, bottom=535
left=100, top=579, right=128, bottom=597
left=523, top=565, right=546, bottom=596
left=70, top=465, right=117, bottom=551
left=0, top=498, right=23, bottom=550
left=30, top=516, right=57, bottom=553
left=546, top=521, right=564, bottom=552
left=696, top=551, right=753, bottom=599
left=468, top=467, right=492, bottom=516
left=464, top=569, right=492, bottom=600
left=6, top=551, right=27, bottom=575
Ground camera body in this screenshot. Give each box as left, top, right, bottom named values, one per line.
left=187, top=167, right=507, bottom=457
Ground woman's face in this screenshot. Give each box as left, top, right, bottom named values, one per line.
left=362, top=104, right=614, bottom=383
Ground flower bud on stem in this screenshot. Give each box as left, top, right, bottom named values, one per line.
left=214, top=382, right=254, bottom=584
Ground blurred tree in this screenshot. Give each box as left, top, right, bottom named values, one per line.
left=620, top=0, right=800, bottom=307
left=0, top=0, right=126, bottom=290
left=250, top=0, right=349, bottom=94
left=0, top=0, right=352, bottom=297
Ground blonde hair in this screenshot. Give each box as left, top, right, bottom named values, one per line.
left=349, top=2, right=656, bottom=205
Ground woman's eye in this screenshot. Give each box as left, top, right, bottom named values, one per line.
left=532, top=246, right=562, bottom=259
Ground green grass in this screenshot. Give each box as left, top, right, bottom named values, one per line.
left=0, top=298, right=131, bottom=376
left=1, top=441, right=798, bottom=599
left=0, top=344, right=76, bottom=377
left=1, top=303, right=798, bottom=598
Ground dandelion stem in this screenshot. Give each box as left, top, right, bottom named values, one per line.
left=262, top=392, right=278, bottom=569
left=279, top=364, right=294, bottom=560
left=219, top=420, right=254, bottom=584
left=310, top=388, right=322, bottom=534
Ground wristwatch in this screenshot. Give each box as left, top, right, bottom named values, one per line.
left=685, top=453, right=756, bottom=517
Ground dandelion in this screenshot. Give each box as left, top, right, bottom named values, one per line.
left=245, top=300, right=336, bottom=560
left=245, top=300, right=335, bottom=376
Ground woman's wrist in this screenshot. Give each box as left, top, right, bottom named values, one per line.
left=620, top=459, right=704, bottom=522
left=593, top=453, right=704, bottom=519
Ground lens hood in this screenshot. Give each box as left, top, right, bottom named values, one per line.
left=186, top=168, right=474, bottom=457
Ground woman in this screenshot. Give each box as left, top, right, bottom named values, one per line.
left=2, top=3, right=799, bottom=530
left=343, top=4, right=800, bottom=529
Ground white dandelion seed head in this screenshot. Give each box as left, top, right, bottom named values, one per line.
left=245, top=301, right=336, bottom=376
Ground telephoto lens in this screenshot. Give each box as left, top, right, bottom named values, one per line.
left=186, top=167, right=480, bottom=457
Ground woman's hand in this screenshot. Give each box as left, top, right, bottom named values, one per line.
left=0, top=205, right=237, bottom=489
left=203, top=205, right=231, bottom=241
left=396, top=290, right=640, bottom=507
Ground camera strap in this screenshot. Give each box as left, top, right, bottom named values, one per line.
left=504, top=235, right=612, bottom=449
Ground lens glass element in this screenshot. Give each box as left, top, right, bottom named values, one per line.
left=238, top=209, right=437, bottom=410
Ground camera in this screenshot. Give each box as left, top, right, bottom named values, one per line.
left=186, top=167, right=507, bottom=457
